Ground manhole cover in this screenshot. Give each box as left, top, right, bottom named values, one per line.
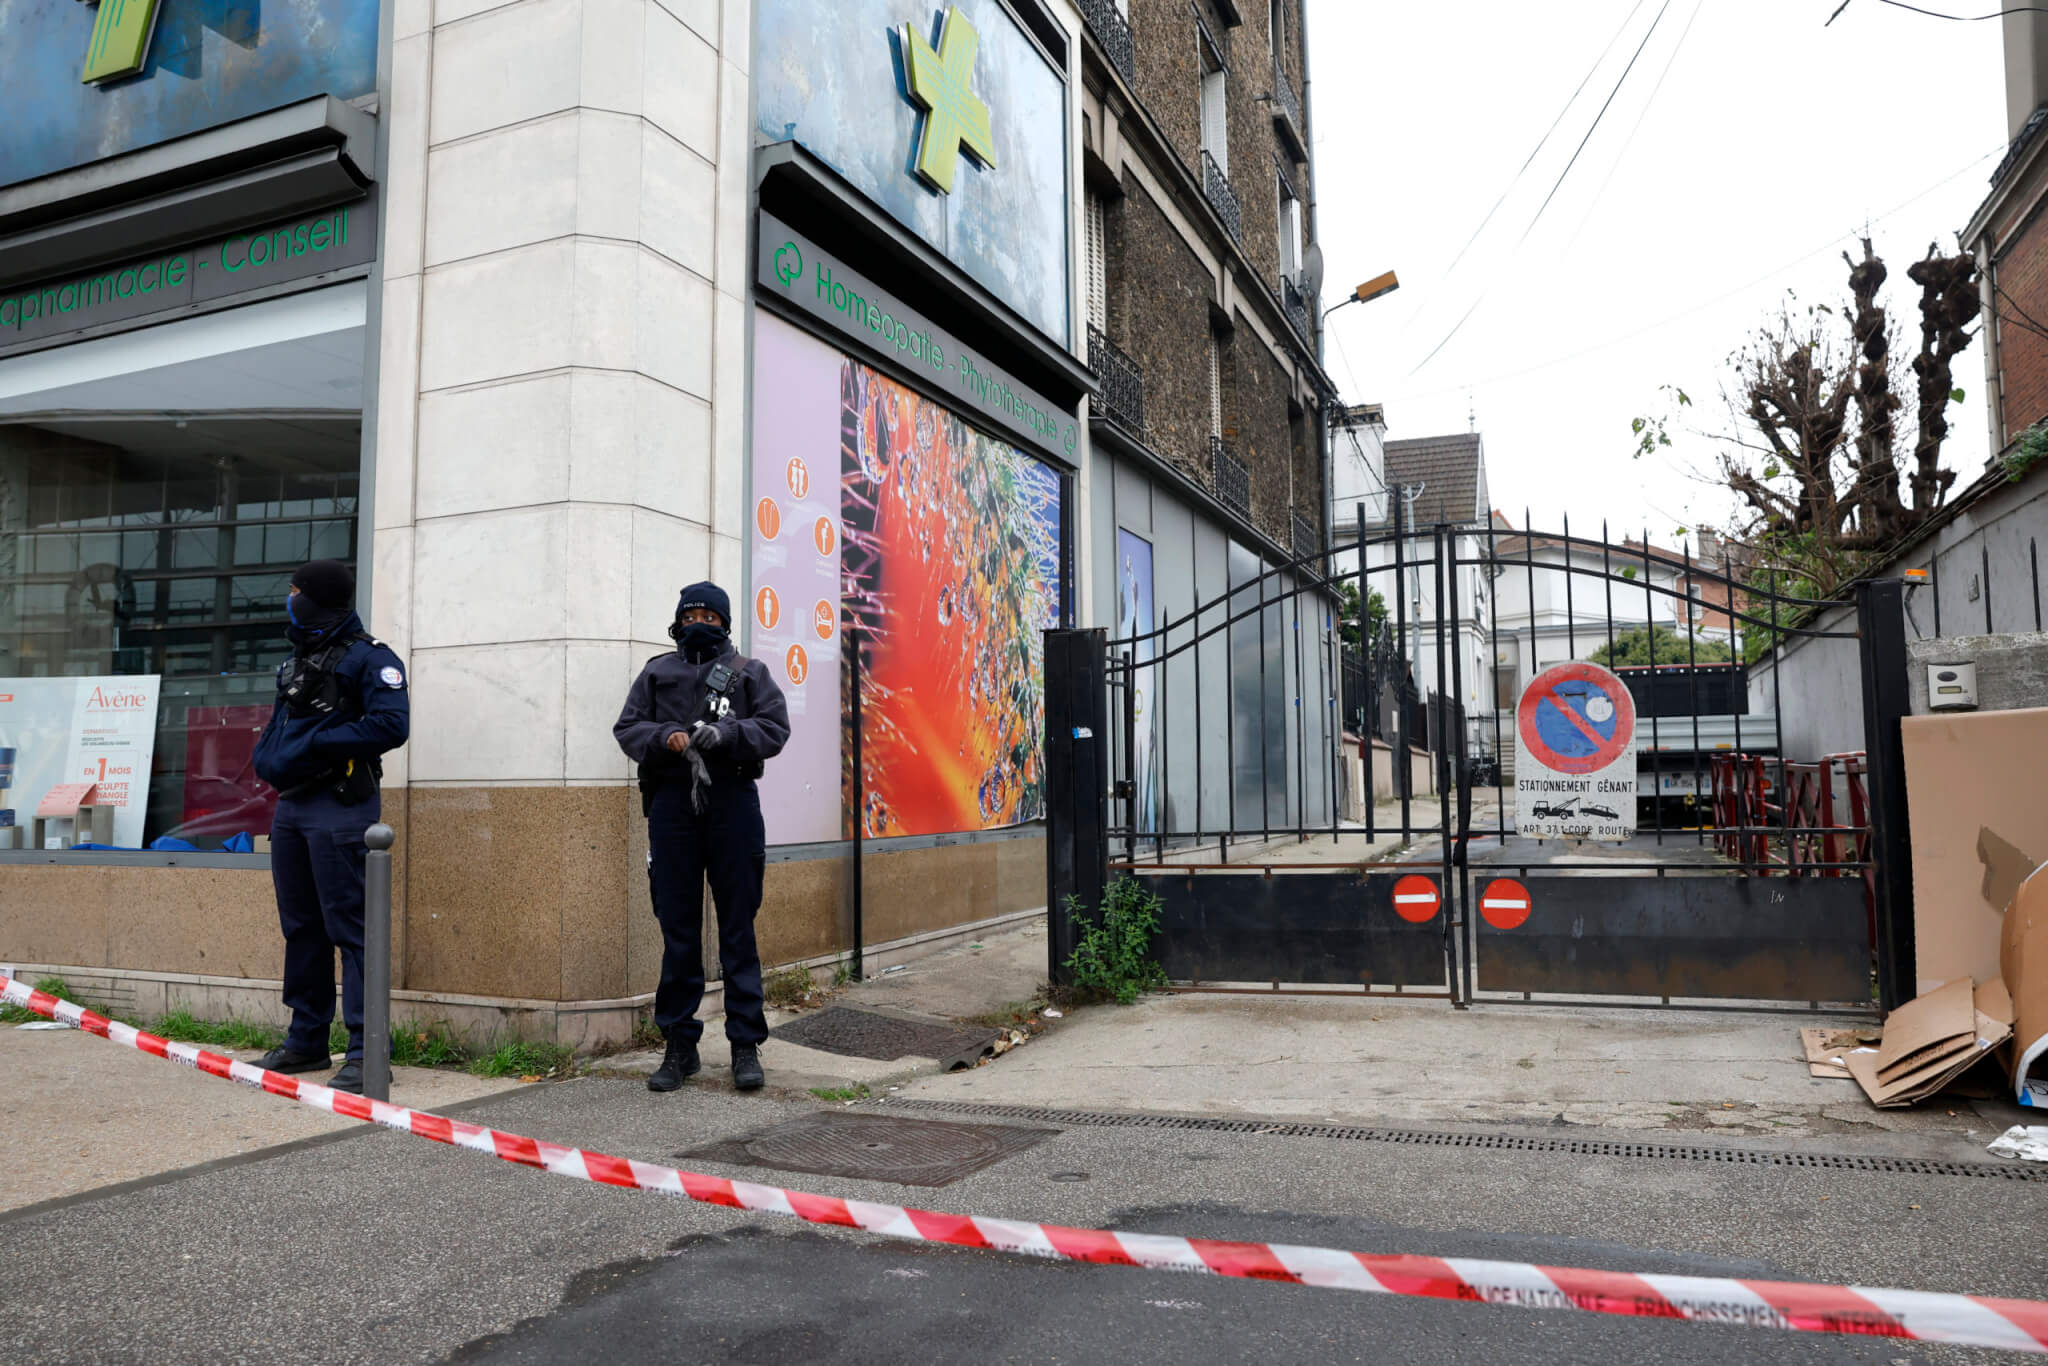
left=772, top=1006, right=997, bottom=1069
left=680, top=1110, right=1056, bottom=1187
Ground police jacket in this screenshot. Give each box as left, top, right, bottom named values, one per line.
left=253, top=612, right=411, bottom=794
left=613, top=641, right=790, bottom=785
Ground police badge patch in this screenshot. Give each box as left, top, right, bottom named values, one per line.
left=380, top=666, right=405, bottom=688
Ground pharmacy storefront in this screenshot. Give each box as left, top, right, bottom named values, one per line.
left=1, top=5, right=379, bottom=864
left=1, top=0, right=1088, bottom=1042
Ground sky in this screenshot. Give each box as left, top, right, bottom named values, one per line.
left=1310, top=0, right=2007, bottom=547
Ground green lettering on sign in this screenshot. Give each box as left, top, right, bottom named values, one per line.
left=81, top=0, right=164, bottom=85
left=900, top=7, right=996, bottom=195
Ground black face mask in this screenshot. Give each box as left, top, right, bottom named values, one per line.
left=287, top=594, right=349, bottom=650
left=672, top=621, right=728, bottom=661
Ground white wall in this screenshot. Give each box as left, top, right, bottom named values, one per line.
left=371, top=0, right=749, bottom=788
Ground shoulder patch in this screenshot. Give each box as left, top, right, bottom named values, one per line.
left=379, top=665, right=405, bottom=688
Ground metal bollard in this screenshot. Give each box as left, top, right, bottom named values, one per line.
left=363, top=823, right=396, bottom=1102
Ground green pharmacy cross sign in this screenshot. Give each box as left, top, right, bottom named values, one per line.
left=79, top=0, right=165, bottom=85
left=900, top=7, right=997, bottom=195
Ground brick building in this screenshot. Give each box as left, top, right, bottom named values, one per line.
left=1966, top=11, right=2048, bottom=450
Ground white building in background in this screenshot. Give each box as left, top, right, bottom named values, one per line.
left=1360, top=433, right=1494, bottom=760
left=1329, top=403, right=1388, bottom=569
left=1487, top=525, right=1688, bottom=711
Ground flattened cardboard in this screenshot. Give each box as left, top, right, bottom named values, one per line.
left=1904, top=708, right=2048, bottom=994
left=2003, top=863, right=2048, bottom=1104
left=1800, top=1027, right=1878, bottom=1079
left=1874, top=976, right=1975, bottom=1081
left=1850, top=982, right=2016, bottom=1108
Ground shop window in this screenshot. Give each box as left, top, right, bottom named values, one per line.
left=0, top=417, right=361, bottom=851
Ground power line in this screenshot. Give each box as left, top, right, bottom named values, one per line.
left=1516, top=0, right=1679, bottom=249
left=1410, top=0, right=1679, bottom=375
left=1830, top=0, right=2048, bottom=23
left=1564, top=0, right=1709, bottom=254
left=1423, top=0, right=1653, bottom=295
left=1385, top=144, right=2003, bottom=404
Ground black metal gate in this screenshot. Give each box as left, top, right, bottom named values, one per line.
left=1045, top=508, right=1919, bottom=1014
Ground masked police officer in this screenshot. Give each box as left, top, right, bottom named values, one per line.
left=614, top=582, right=789, bottom=1092
left=251, top=559, right=410, bottom=1095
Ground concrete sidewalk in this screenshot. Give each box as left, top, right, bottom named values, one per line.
left=1, top=1025, right=523, bottom=1213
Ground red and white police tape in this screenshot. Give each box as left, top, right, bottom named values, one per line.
left=7, top=971, right=2047, bottom=1354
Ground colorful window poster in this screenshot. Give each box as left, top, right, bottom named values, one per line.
left=1115, top=528, right=1157, bottom=834
left=0, top=675, right=162, bottom=848
left=750, top=310, right=1063, bottom=844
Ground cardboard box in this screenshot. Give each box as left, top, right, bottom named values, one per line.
left=1800, top=1026, right=1880, bottom=1079
left=1874, top=976, right=1974, bottom=1081
left=2003, top=862, right=2048, bottom=1105
left=1902, top=708, right=2048, bottom=996
left=1849, top=979, right=2014, bottom=1108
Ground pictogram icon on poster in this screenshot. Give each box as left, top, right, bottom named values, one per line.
left=1479, top=877, right=1532, bottom=930
left=815, top=517, right=836, bottom=557
left=813, top=600, right=834, bottom=640
left=1390, top=874, right=1440, bottom=923
left=786, top=643, right=809, bottom=686
left=755, top=498, right=781, bottom=540
left=1516, top=661, right=1636, bottom=775
left=756, top=586, right=780, bottom=630
left=787, top=457, right=811, bottom=499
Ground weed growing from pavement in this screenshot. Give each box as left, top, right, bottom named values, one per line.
left=0, top=976, right=73, bottom=1023
left=1064, top=877, right=1169, bottom=1006
left=831, top=957, right=857, bottom=987
left=967, top=999, right=1049, bottom=1030
left=809, top=1083, right=871, bottom=1102
left=155, top=1011, right=287, bottom=1051
left=470, top=1040, right=576, bottom=1079
left=763, top=963, right=817, bottom=1008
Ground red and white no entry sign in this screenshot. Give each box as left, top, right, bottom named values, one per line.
left=1479, top=877, right=1532, bottom=930
left=1390, top=874, right=1441, bottom=923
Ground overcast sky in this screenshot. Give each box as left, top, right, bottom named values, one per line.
left=1310, top=0, right=2006, bottom=547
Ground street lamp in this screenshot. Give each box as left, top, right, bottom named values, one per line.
left=1324, top=271, right=1400, bottom=319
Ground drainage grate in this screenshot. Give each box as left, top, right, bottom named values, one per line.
left=678, top=1110, right=1056, bottom=1187
left=869, top=1099, right=2048, bottom=1184
left=772, top=1007, right=998, bottom=1070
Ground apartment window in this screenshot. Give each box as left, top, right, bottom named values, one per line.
left=1493, top=666, right=1517, bottom=711
left=1085, top=193, right=1107, bottom=333
left=1276, top=173, right=1301, bottom=278
left=1199, top=29, right=1228, bottom=174
left=1207, top=334, right=1224, bottom=439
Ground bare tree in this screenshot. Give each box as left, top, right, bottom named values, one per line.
left=1710, top=239, right=1978, bottom=593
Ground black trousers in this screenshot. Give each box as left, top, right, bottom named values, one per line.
left=270, top=790, right=378, bottom=1061
left=646, top=781, right=768, bottom=1044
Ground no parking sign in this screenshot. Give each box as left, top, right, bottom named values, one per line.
left=1514, top=661, right=1637, bottom=841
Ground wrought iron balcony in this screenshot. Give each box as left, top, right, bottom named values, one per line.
left=1292, top=512, right=1318, bottom=563
left=1270, top=59, right=1307, bottom=160
left=1210, top=435, right=1249, bottom=514
left=1201, top=151, right=1243, bottom=244
left=1086, top=325, right=1145, bottom=438
left=1281, top=274, right=1313, bottom=346
left=1078, top=0, right=1136, bottom=85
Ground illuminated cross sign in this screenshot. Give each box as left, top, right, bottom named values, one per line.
left=899, top=7, right=997, bottom=195
left=79, top=0, right=165, bottom=85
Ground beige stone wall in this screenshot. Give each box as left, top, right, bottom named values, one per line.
left=1, top=831, right=1046, bottom=1016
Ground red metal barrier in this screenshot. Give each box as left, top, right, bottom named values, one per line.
left=1709, top=751, right=1876, bottom=942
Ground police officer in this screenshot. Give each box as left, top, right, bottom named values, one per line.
left=614, top=582, right=789, bottom=1092
left=251, top=559, right=410, bottom=1095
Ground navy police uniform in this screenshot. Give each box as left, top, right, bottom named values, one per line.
left=253, top=564, right=409, bottom=1073
left=614, top=585, right=789, bottom=1057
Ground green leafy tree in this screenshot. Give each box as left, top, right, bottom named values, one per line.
left=1590, top=625, right=1732, bottom=669
left=1336, top=582, right=1387, bottom=651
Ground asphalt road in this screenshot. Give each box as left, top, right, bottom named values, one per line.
left=1, top=1078, right=2040, bottom=1365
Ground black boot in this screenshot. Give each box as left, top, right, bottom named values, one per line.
left=731, top=1043, right=765, bottom=1092
left=256, top=1044, right=331, bottom=1074
left=327, top=1059, right=365, bottom=1095
left=647, top=1032, right=700, bottom=1092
